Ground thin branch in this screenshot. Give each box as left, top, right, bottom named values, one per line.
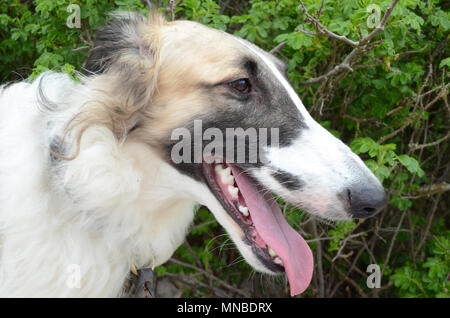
left=165, top=272, right=229, bottom=297
left=380, top=209, right=407, bottom=279
left=414, top=194, right=442, bottom=258
left=317, top=0, right=325, bottom=19
left=409, top=130, right=450, bottom=151
left=300, top=59, right=354, bottom=86
left=379, top=84, right=449, bottom=144
left=167, top=0, right=185, bottom=21
left=270, top=42, right=287, bottom=55
left=72, top=46, right=89, bottom=52
left=184, top=240, right=203, bottom=269
left=386, top=104, right=408, bottom=116
left=298, top=0, right=400, bottom=87
left=329, top=247, right=365, bottom=297
left=360, top=0, right=400, bottom=46
left=397, top=43, right=430, bottom=59
left=298, top=0, right=359, bottom=47
left=414, top=183, right=450, bottom=196
left=332, top=232, right=369, bottom=262
left=169, top=258, right=249, bottom=297
left=312, top=219, right=325, bottom=297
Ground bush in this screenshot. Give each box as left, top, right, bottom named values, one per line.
left=1, top=0, right=448, bottom=297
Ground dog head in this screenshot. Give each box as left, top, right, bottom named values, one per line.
left=82, top=12, right=387, bottom=295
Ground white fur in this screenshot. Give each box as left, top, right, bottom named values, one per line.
left=233, top=38, right=383, bottom=220
left=0, top=72, right=268, bottom=297
left=0, top=73, right=195, bottom=296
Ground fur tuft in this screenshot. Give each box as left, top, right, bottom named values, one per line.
left=60, top=12, right=166, bottom=159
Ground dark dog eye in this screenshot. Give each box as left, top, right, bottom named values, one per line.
left=229, top=78, right=251, bottom=94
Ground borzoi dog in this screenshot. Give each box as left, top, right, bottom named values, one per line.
left=0, top=12, right=386, bottom=297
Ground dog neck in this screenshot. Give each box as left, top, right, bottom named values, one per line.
left=52, top=126, right=198, bottom=266
left=0, top=74, right=199, bottom=296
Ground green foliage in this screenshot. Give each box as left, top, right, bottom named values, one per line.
left=177, top=0, right=230, bottom=30
left=1, top=0, right=448, bottom=298
left=327, top=221, right=357, bottom=252
left=440, top=57, right=450, bottom=69
left=350, top=136, right=426, bottom=211
left=391, top=234, right=449, bottom=297
left=0, top=0, right=148, bottom=81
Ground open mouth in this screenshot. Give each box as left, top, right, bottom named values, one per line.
left=202, top=161, right=314, bottom=296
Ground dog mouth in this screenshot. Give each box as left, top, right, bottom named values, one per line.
left=202, top=161, right=314, bottom=296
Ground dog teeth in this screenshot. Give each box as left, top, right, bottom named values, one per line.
left=217, top=167, right=231, bottom=178
left=222, top=175, right=234, bottom=185
left=268, top=247, right=277, bottom=257
left=274, top=257, right=283, bottom=265
left=218, top=167, right=231, bottom=176
left=238, top=205, right=249, bottom=217
left=228, top=185, right=239, bottom=199
left=215, top=166, right=235, bottom=185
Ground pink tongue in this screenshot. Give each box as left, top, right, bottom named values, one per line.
left=230, top=165, right=313, bottom=296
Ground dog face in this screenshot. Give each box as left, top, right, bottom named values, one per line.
left=83, top=13, right=387, bottom=295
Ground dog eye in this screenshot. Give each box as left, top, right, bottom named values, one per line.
left=229, top=78, right=251, bottom=94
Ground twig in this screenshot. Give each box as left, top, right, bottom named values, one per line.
left=72, top=46, right=89, bottom=52
left=329, top=247, right=365, bottom=297
left=396, top=43, right=429, bottom=59
left=413, top=183, right=450, bottom=196
left=386, top=104, right=408, bottom=116
left=300, top=59, right=354, bottom=86
left=335, top=267, right=368, bottom=298
left=378, top=83, right=449, bottom=144
left=317, top=0, right=325, bottom=19
left=298, top=0, right=359, bottom=47
left=191, top=219, right=217, bottom=231
left=311, top=219, right=325, bottom=297
left=407, top=211, right=417, bottom=267
left=165, top=272, right=229, bottom=297
left=332, top=232, right=369, bottom=262
left=323, top=252, right=368, bottom=297
left=414, top=194, right=442, bottom=259
left=167, top=0, right=185, bottom=21
left=359, top=0, right=400, bottom=46
left=342, top=114, right=385, bottom=127
left=380, top=209, right=407, bottom=279
left=409, top=130, right=450, bottom=151
left=169, top=258, right=249, bottom=297
left=184, top=240, right=203, bottom=269
left=298, top=0, right=400, bottom=87
left=270, top=42, right=287, bottom=54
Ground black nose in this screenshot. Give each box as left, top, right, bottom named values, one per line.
left=347, top=186, right=387, bottom=219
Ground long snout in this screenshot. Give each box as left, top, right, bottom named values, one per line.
left=261, top=122, right=387, bottom=220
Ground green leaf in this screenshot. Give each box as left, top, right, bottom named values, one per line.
left=439, top=57, right=450, bottom=69
left=350, top=137, right=379, bottom=155
left=397, top=155, right=424, bottom=177
left=155, top=266, right=167, bottom=277
left=375, top=165, right=390, bottom=182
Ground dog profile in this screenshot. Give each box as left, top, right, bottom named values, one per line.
left=0, top=12, right=386, bottom=297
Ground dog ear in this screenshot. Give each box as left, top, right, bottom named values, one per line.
left=83, top=12, right=160, bottom=75
left=64, top=12, right=166, bottom=157
left=83, top=11, right=164, bottom=113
